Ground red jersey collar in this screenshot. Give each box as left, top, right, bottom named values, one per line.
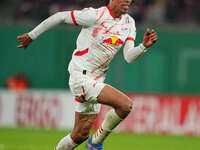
left=106, top=5, right=117, bottom=19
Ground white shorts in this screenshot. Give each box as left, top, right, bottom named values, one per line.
left=69, top=71, right=105, bottom=114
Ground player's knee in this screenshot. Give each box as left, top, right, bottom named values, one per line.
left=119, top=98, right=133, bottom=117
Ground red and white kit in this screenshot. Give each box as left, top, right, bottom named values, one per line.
left=28, top=6, right=147, bottom=114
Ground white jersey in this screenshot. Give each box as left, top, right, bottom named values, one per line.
left=27, top=5, right=147, bottom=113
left=65, top=6, right=136, bottom=81
left=28, top=6, right=146, bottom=82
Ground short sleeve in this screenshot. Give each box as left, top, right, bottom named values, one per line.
left=64, top=7, right=98, bottom=27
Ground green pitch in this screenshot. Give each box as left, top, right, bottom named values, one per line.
left=0, top=127, right=200, bottom=150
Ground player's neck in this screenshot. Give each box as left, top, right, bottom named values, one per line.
left=107, top=5, right=122, bottom=18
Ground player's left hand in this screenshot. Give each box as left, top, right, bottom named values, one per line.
left=142, top=28, right=158, bottom=48
left=17, top=33, right=32, bottom=50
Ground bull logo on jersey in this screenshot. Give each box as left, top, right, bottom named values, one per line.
left=102, top=36, right=124, bottom=47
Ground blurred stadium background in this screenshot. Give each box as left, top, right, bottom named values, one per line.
left=0, top=0, right=200, bottom=150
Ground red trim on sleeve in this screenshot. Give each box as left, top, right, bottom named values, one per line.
left=71, top=11, right=78, bottom=26
left=74, top=48, right=89, bottom=56
left=126, top=37, right=135, bottom=42
left=106, top=6, right=116, bottom=19
left=82, top=86, right=85, bottom=94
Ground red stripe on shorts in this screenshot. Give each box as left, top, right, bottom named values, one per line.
left=75, top=97, right=85, bottom=103
left=82, top=86, right=85, bottom=93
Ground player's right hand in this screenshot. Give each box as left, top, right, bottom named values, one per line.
left=17, top=33, right=32, bottom=49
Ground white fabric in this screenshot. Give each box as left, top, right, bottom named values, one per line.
left=92, top=109, right=122, bottom=144
left=67, top=8, right=97, bottom=26
left=56, top=134, right=77, bottom=150
left=28, top=6, right=147, bottom=114
left=28, top=12, right=68, bottom=40
left=68, top=6, right=139, bottom=79
left=123, top=43, right=147, bottom=63
left=28, top=8, right=97, bottom=40
left=28, top=6, right=147, bottom=80
left=69, top=68, right=105, bottom=114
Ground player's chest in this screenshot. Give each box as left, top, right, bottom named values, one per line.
left=92, top=20, right=131, bottom=42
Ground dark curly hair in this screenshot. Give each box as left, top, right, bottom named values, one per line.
left=85, top=0, right=109, bottom=8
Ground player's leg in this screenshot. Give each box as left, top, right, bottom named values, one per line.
left=71, top=112, right=97, bottom=144
left=91, top=84, right=133, bottom=144
left=55, top=112, right=97, bottom=150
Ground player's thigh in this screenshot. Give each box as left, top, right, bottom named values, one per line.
left=71, top=112, right=97, bottom=141
left=97, top=85, right=133, bottom=114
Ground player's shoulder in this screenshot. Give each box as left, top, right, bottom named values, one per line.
left=79, top=7, right=98, bottom=21
left=84, top=6, right=107, bottom=23
left=80, top=7, right=96, bottom=13
left=81, top=6, right=105, bottom=13
left=80, top=7, right=104, bottom=18
left=95, top=6, right=107, bottom=16
left=123, top=14, right=136, bottom=25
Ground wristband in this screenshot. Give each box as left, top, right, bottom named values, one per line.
left=28, top=32, right=36, bottom=40
left=140, top=43, right=147, bottom=52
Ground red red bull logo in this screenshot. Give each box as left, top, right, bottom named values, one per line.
left=103, top=36, right=124, bottom=47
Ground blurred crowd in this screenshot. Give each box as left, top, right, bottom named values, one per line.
left=5, top=72, right=29, bottom=91
left=0, top=0, right=200, bottom=25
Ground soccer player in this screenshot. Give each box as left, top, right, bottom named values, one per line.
left=17, top=0, right=158, bottom=149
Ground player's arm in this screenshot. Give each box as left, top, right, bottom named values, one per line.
left=17, top=12, right=68, bottom=49
left=123, top=28, right=158, bottom=63
left=17, top=8, right=97, bottom=49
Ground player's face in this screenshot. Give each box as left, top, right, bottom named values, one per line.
left=112, top=0, right=132, bottom=14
